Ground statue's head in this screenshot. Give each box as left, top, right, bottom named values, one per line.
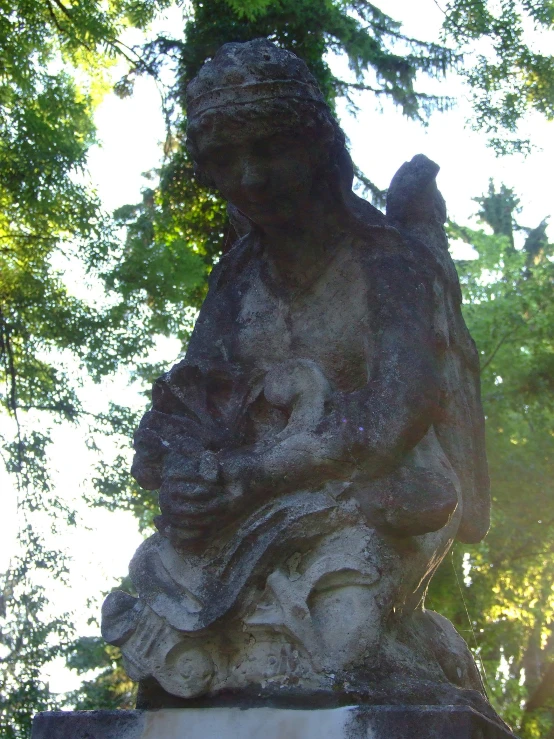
left=186, top=39, right=354, bottom=229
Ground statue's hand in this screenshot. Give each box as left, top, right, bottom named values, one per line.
left=157, top=451, right=244, bottom=543
left=156, top=483, right=244, bottom=546
left=132, top=410, right=205, bottom=490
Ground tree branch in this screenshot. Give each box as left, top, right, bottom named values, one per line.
left=52, top=0, right=73, bottom=22
left=47, top=0, right=94, bottom=52
left=353, top=165, right=387, bottom=208
left=45, top=0, right=64, bottom=35
left=431, top=0, right=446, bottom=15
left=525, top=661, right=554, bottom=712
left=0, top=309, right=23, bottom=473
left=480, top=328, right=517, bottom=372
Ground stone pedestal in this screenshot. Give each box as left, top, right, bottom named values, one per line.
left=32, top=706, right=518, bottom=738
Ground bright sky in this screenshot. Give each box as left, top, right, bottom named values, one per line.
left=3, top=0, right=553, bottom=695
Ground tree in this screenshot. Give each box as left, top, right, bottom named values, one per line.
left=427, top=182, right=554, bottom=738
left=444, top=0, right=554, bottom=153
left=0, top=2, right=173, bottom=736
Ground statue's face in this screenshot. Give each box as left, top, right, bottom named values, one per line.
left=190, top=111, right=318, bottom=229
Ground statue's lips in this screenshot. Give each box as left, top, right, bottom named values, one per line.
left=241, top=191, right=305, bottom=209
left=160, top=480, right=209, bottom=495
left=239, top=199, right=301, bottom=223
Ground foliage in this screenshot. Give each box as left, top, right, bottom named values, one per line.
left=66, top=638, right=136, bottom=711
left=427, top=182, right=554, bottom=737
left=180, top=0, right=457, bottom=115
left=65, top=574, right=138, bottom=712
left=0, top=578, right=72, bottom=739
left=0, top=1, right=172, bottom=736
left=444, top=0, right=554, bottom=152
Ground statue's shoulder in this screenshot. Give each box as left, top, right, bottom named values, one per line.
left=206, top=233, right=259, bottom=293
left=355, top=224, right=410, bottom=260
left=354, top=224, right=435, bottom=279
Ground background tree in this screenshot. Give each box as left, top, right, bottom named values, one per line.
left=427, top=183, right=554, bottom=738
left=0, top=2, right=173, bottom=736
left=444, top=0, right=554, bottom=153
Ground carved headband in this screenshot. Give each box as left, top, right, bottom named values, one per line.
left=187, top=79, right=327, bottom=119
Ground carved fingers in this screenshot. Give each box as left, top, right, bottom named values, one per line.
left=156, top=484, right=242, bottom=544
left=156, top=450, right=245, bottom=540
left=131, top=410, right=206, bottom=491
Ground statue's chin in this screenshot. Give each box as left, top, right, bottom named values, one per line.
left=237, top=198, right=306, bottom=230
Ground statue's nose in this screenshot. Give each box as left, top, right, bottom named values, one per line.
left=241, top=157, right=268, bottom=193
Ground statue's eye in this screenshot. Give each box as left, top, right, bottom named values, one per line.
left=206, top=146, right=236, bottom=168
left=267, top=135, right=291, bottom=156
left=251, top=136, right=290, bottom=158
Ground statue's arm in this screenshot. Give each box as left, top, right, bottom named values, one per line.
left=321, top=250, right=443, bottom=472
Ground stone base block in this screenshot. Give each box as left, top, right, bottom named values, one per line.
left=32, top=705, right=518, bottom=738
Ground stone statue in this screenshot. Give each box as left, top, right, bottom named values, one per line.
left=101, top=38, right=504, bottom=727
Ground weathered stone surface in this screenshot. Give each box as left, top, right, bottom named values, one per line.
left=32, top=706, right=518, bottom=739
left=31, top=709, right=145, bottom=739
left=99, top=36, right=503, bottom=727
